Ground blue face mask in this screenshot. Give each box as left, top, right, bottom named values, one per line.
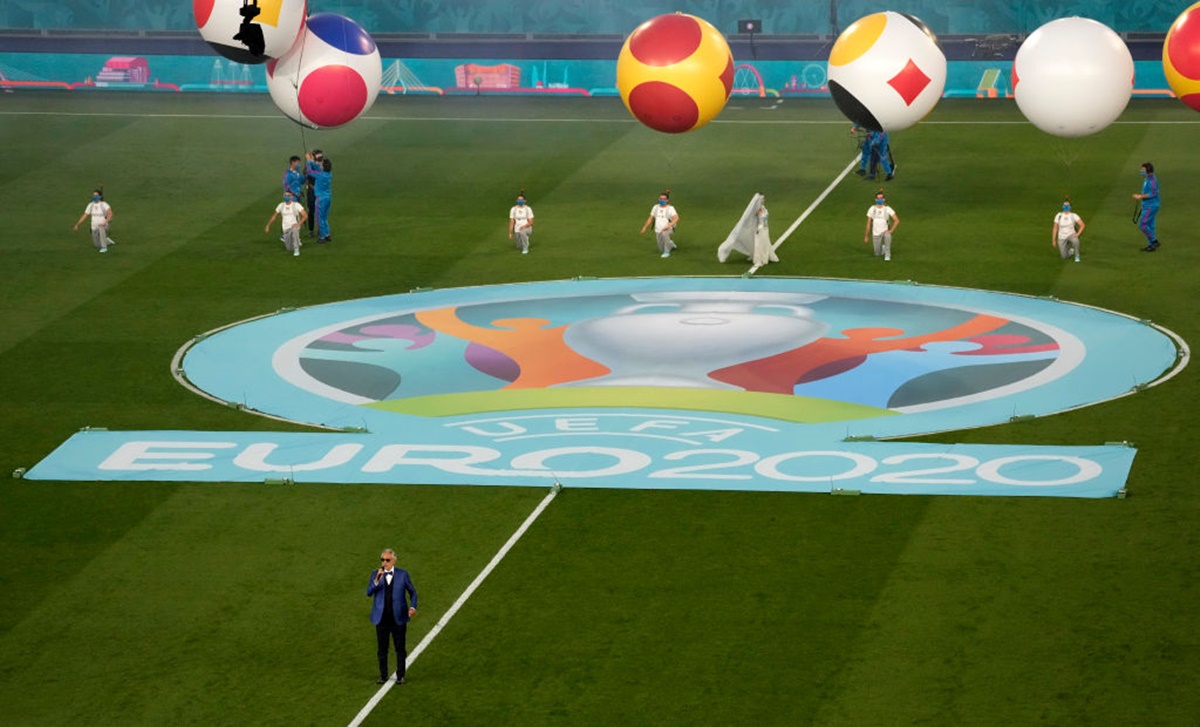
left=516, top=199, right=525, bottom=206
left=92, top=195, right=100, bottom=201
left=875, top=199, right=885, bottom=205
left=285, top=195, right=294, bottom=203
left=1140, top=170, right=1148, bottom=177
left=1062, top=204, right=1070, bottom=211
left=658, top=199, right=668, bottom=206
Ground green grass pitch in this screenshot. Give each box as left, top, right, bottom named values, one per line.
left=1, top=91, right=1199, bottom=725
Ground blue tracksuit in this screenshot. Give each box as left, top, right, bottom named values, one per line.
left=1138, top=173, right=1159, bottom=243
left=308, top=161, right=332, bottom=238
left=283, top=165, right=304, bottom=199
left=869, top=131, right=893, bottom=177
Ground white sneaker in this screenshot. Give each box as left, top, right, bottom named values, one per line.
left=521, top=249, right=528, bottom=254
left=1074, top=253, right=1080, bottom=262
left=99, top=247, right=108, bottom=253
left=293, top=248, right=300, bottom=257
left=661, top=252, right=670, bottom=258
left=884, top=253, right=891, bottom=261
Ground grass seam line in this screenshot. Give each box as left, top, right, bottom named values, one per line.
left=347, top=487, right=560, bottom=726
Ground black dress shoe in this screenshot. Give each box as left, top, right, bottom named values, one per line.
left=376, top=676, right=388, bottom=684
left=1141, top=245, right=1157, bottom=252
left=396, top=676, right=406, bottom=685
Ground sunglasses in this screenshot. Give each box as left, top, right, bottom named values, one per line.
left=380, top=557, right=393, bottom=562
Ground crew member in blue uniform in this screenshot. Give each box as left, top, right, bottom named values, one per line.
left=1133, top=162, right=1160, bottom=252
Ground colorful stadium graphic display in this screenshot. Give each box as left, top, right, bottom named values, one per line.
left=29, top=277, right=1182, bottom=498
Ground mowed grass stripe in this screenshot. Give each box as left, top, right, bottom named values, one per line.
left=0, top=92, right=1198, bottom=725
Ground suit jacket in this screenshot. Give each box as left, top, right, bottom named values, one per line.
left=367, top=568, right=418, bottom=625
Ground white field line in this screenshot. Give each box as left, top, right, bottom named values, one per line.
left=748, top=153, right=861, bottom=275
left=3, top=108, right=1200, bottom=125
left=347, top=486, right=560, bottom=727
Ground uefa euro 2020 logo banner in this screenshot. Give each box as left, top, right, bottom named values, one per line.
left=29, top=278, right=1183, bottom=497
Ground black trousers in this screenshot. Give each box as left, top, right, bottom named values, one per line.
left=376, top=619, right=408, bottom=679
left=305, top=186, right=317, bottom=232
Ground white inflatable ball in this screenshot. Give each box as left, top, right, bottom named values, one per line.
left=1013, top=17, right=1134, bottom=138
left=827, top=11, right=947, bottom=132
left=266, top=13, right=382, bottom=129
left=193, top=0, right=306, bottom=65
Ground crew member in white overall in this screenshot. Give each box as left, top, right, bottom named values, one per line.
left=641, top=190, right=679, bottom=258
left=266, top=189, right=309, bottom=256
left=864, top=190, right=899, bottom=261
left=508, top=190, right=534, bottom=254
left=1052, top=197, right=1085, bottom=262
left=73, top=189, right=113, bottom=253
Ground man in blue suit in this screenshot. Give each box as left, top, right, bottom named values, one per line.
left=368, top=549, right=418, bottom=684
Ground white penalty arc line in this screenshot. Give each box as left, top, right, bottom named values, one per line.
left=347, top=486, right=561, bottom=727
left=748, top=153, right=861, bottom=275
